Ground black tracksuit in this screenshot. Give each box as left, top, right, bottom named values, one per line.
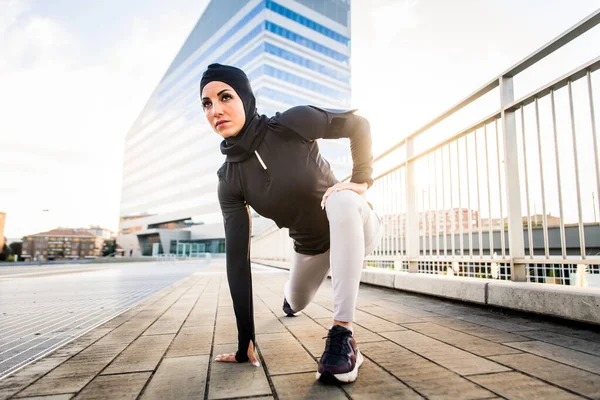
left=217, top=105, right=374, bottom=361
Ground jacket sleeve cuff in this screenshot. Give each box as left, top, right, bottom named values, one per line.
left=351, top=174, right=374, bottom=189
left=235, top=350, right=249, bottom=363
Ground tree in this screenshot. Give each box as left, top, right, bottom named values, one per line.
left=102, top=239, right=117, bottom=257
left=9, top=242, right=22, bottom=259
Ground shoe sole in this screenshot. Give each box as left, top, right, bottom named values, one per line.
left=284, top=311, right=301, bottom=317
left=315, top=349, right=363, bottom=383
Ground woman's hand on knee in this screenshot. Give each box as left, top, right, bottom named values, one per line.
left=321, top=182, right=368, bottom=209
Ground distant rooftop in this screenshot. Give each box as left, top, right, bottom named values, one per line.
left=28, top=228, right=99, bottom=238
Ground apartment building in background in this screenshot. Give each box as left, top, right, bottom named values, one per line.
left=21, top=228, right=104, bottom=261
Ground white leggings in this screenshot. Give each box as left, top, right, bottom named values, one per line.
left=284, top=190, right=383, bottom=322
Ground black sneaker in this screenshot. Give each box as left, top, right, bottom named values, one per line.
left=282, top=298, right=300, bottom=317
left=316, top=325, right=363, bottom=383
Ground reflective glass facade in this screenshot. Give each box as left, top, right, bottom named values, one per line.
left=119, top=0, right=351, bottom=245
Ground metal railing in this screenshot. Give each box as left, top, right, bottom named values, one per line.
left=252, top=9, right=600, bottom=287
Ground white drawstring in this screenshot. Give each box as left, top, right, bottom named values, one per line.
left=255, top=150, right=267, bottom=170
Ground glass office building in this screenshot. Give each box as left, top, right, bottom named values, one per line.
left=118, top=0, right=352, bottom=255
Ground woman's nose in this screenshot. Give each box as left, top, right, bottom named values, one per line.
left=212, top=102, right=223, bottom=116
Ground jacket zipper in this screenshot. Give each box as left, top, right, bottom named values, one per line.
left=255, top=150, right=271, bottom=182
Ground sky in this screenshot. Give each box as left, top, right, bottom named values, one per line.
left=0, top=0, right=599, bottom=238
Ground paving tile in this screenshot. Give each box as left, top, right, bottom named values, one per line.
left=143, top=315, right=189, bottom=336
left=220, top=298, right=271, bottom=315
left=214, top=321, right=238, bottom=345
left=254, top=312, right=287, bottom=335
left=14, top=395, right=74, bottom=400
left=3, top=277, right=198, bottom=399
left=16, top=341, right=130, bottom=397
left=382, top=331, right=509, bottom=376
left=165, top=326, right=213, bottom=357
left=468, top=371, right=583, bottom=400
left=216, top=305, right=235, bottom=316
left=358, top=305, right=425, bottom=324
left=279, top=314, right=319, bottom=327
left=142, top=295, right=198, bottom=336
left=102, top=334, right=174, bottom=374
left=360, top=341, right=495, bottom=399
left=72, top=372, right=151, bottom=400
left=301, top=303, right=335, bottom=319
left=510, top=330, right=600, bottom=356
left=490, top=353, right=600, bottom=398
left=421, top=317, right=527, bottom=343
left=207, top=344, right=271, bottom=399
left=396, top=301, right=476, bottom=318
left=0, top=328, right=111, bottom=400
left=403, top=322, right=522, bottom=357
left=457, top=315, right=536, bottom=333
left=182, top=311, right=216, bottom=328
left=285, top=323, right=327, bottom=358
left=271, top=372, right=346, bottom=399
left=140, top=355, right=209, bottom=400
left=256, top=332, right=316, bottom=375
left=343, top=358, right=422, bottom=399
left=504, top=341, right=600, bottom=374
left=372, top=299, right=443, bottom=318
left=353, top=309, right=405, bottom=332
left=544, top=325, right=600, bottom=344
left=108, top=313, right=164, bottom=341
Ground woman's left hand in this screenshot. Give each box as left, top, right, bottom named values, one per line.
left=321, top=182, right=368, bottom=210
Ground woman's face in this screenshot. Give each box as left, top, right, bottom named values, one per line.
left=201, top=81, right=246, bottom=138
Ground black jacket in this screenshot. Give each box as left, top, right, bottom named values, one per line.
left=216, top=105, right=374, bottom=361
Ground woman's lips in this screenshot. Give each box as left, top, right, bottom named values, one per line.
left=216, top=121, right=229, bottom=128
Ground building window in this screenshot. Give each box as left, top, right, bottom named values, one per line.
left=265, top=21, right=348, bottom=63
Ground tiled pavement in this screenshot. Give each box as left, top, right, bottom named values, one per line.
left=1, top=261, right=600, bottom=399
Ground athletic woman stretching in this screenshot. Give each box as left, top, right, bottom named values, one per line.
left=200, top=63, right=382, bottom=383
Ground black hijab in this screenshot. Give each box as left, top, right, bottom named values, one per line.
left=200, top=63, right=269, bottom=162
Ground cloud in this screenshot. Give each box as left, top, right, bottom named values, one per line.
left=0, top=1, right=76, bottom=74
left=372, top=0, right=420, bottom=45
left=0, top=2, right=203, bottom=237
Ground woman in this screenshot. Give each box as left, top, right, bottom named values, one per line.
left=200, top=63, right=382, bottom=383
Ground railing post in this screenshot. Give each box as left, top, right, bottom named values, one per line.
left=500, top=76, right=526, bottom=281
left=405, top=138, right=419, bottom=272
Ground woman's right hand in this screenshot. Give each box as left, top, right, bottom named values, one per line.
left=214, top=340, right=260, bottom=366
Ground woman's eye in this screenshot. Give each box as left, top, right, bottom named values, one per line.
left=222, top=94, right=232, bottom=101
left=202, top=102, right=211, bottom=109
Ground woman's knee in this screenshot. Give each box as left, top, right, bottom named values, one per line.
left=285, top=290, right=313, bottom=312
left=325, top=190, right=362, bottom=221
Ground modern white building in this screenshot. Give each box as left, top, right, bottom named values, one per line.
left=118, top=0, right=352, bottom=256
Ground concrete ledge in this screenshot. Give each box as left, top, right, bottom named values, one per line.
left=488, top=280, right=600, bottom=324
left=392, top=270, right=491, bottom=304
left=361, top=268, right=397, bottom=289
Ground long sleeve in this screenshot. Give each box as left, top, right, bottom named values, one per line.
left=276, top=105, right=374, bottom=187
left=217, top=174, right=255, bottom=362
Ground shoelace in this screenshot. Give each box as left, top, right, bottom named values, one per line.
left=322, top=329, right=351, bottom=356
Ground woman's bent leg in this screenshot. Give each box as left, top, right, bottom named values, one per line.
left=284, top=249, right=330, bottom=313
left=325, top=190, right=382, bottom=323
